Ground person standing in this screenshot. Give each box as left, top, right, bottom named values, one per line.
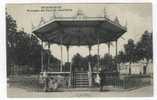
left=99, top=68, right=106, bottom=91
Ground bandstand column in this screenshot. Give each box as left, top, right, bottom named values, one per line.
left=66, top=46, right=70, bottom=63
left=115, top=40, right=119, bottom=73
left=66, top=46, right=71, bottom=88
left=60, top=39, right=63, bottom=72
left=88, top=46, right=91, bottom=56
left=41, top=41, right=44, bottom=72
left=115, top=40, right=118, bottom=57
left=108, top=42, right=110, bottom=55
left=66, top=45, right=71, bottom=72
left=47, top=42, right=51, bottom=72
left=97, top=39, right=100, bottom=71
left=66, top=46, right=71, bottom=72
left=88, top=45, right=92, bottom=87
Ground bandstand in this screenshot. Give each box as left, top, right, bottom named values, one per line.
left=32, top=9, right=127, bottom=88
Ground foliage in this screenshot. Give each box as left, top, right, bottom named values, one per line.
left=136, top=30, right=153, bottom=64
left=101, top=54, right=115, bottom=70
left=115, top=50, right=127, bottom=63
left=71, top=53, right=116, bottom=71
left=6, top=13, right=60, bottom=75
left=72, top=53, right=88, bottom=71
left=124, top=39, right=137, bottom=63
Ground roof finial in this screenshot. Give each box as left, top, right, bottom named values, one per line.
left=125, top=19, right=127, bottom=27
left=104, top=7, right=107, bottom=18
left=76, top=9, right=86, bottom=19
left=114, top=16, right=119, bottom=24
left=77, top=9, right=84, bottom=16
left=39, top=17, right=46, bottom=25
left=53, top=9, right=56, bottom=18
left=31, top=22, right=35, bottom=30
left=49, top=10, right=56, bottom=20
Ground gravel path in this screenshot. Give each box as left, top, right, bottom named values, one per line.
left=7, top=85, right=153, bottom=98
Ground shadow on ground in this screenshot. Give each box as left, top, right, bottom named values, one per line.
left=8, top=75, right=43, bottom=92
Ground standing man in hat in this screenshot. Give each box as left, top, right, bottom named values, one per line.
left=99, top=68, right=106, bottom=91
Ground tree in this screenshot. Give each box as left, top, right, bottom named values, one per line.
left=6, top=13, right=17, bottom=44
left=90, top=55, right=98, bottom=71
left=101, top=54, right=114, bottom=70
left=124, top=39, right=136, bottom=74
left=116, top=51, right=127, bottom=64
left=136, top=30, right=153, bottom=74
left=6, top=13, right=61, bottom=75
left=72, top=53, right=87, bottom=71
left=6, top=13, right=17, bottom=75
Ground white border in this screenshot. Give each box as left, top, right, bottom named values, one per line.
left=0, top=0, right=156, bottom=100
left=2, top=0, right=154, bottom=3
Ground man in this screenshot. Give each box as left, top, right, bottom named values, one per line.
left=99, top=68, right=106, bottom=91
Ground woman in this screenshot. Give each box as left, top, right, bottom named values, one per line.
left=99, top=68, right=106, bottom=91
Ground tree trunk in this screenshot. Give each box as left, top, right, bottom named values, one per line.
left=143, top=59, right=149, bottom=74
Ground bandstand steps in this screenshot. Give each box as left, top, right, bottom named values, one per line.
left=71, top=72, right=89, bottom=88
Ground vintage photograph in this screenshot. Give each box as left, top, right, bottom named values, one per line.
left=6, top=3, right=153, bottom=97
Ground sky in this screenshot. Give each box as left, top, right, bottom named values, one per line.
left=6, top=3, right=152, bottom=63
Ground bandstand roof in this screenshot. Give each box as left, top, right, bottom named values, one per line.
left=32, top=16, right=127, bottom=46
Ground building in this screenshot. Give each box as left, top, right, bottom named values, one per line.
left=32, top=9, right=127, bottom=89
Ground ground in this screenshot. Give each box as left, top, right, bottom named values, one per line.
left=7, top=85, right=153, bottom=98
left=7, top=75, right=153, bottom=98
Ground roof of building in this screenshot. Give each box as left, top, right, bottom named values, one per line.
left=32, top=16, right=127, bottom=46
